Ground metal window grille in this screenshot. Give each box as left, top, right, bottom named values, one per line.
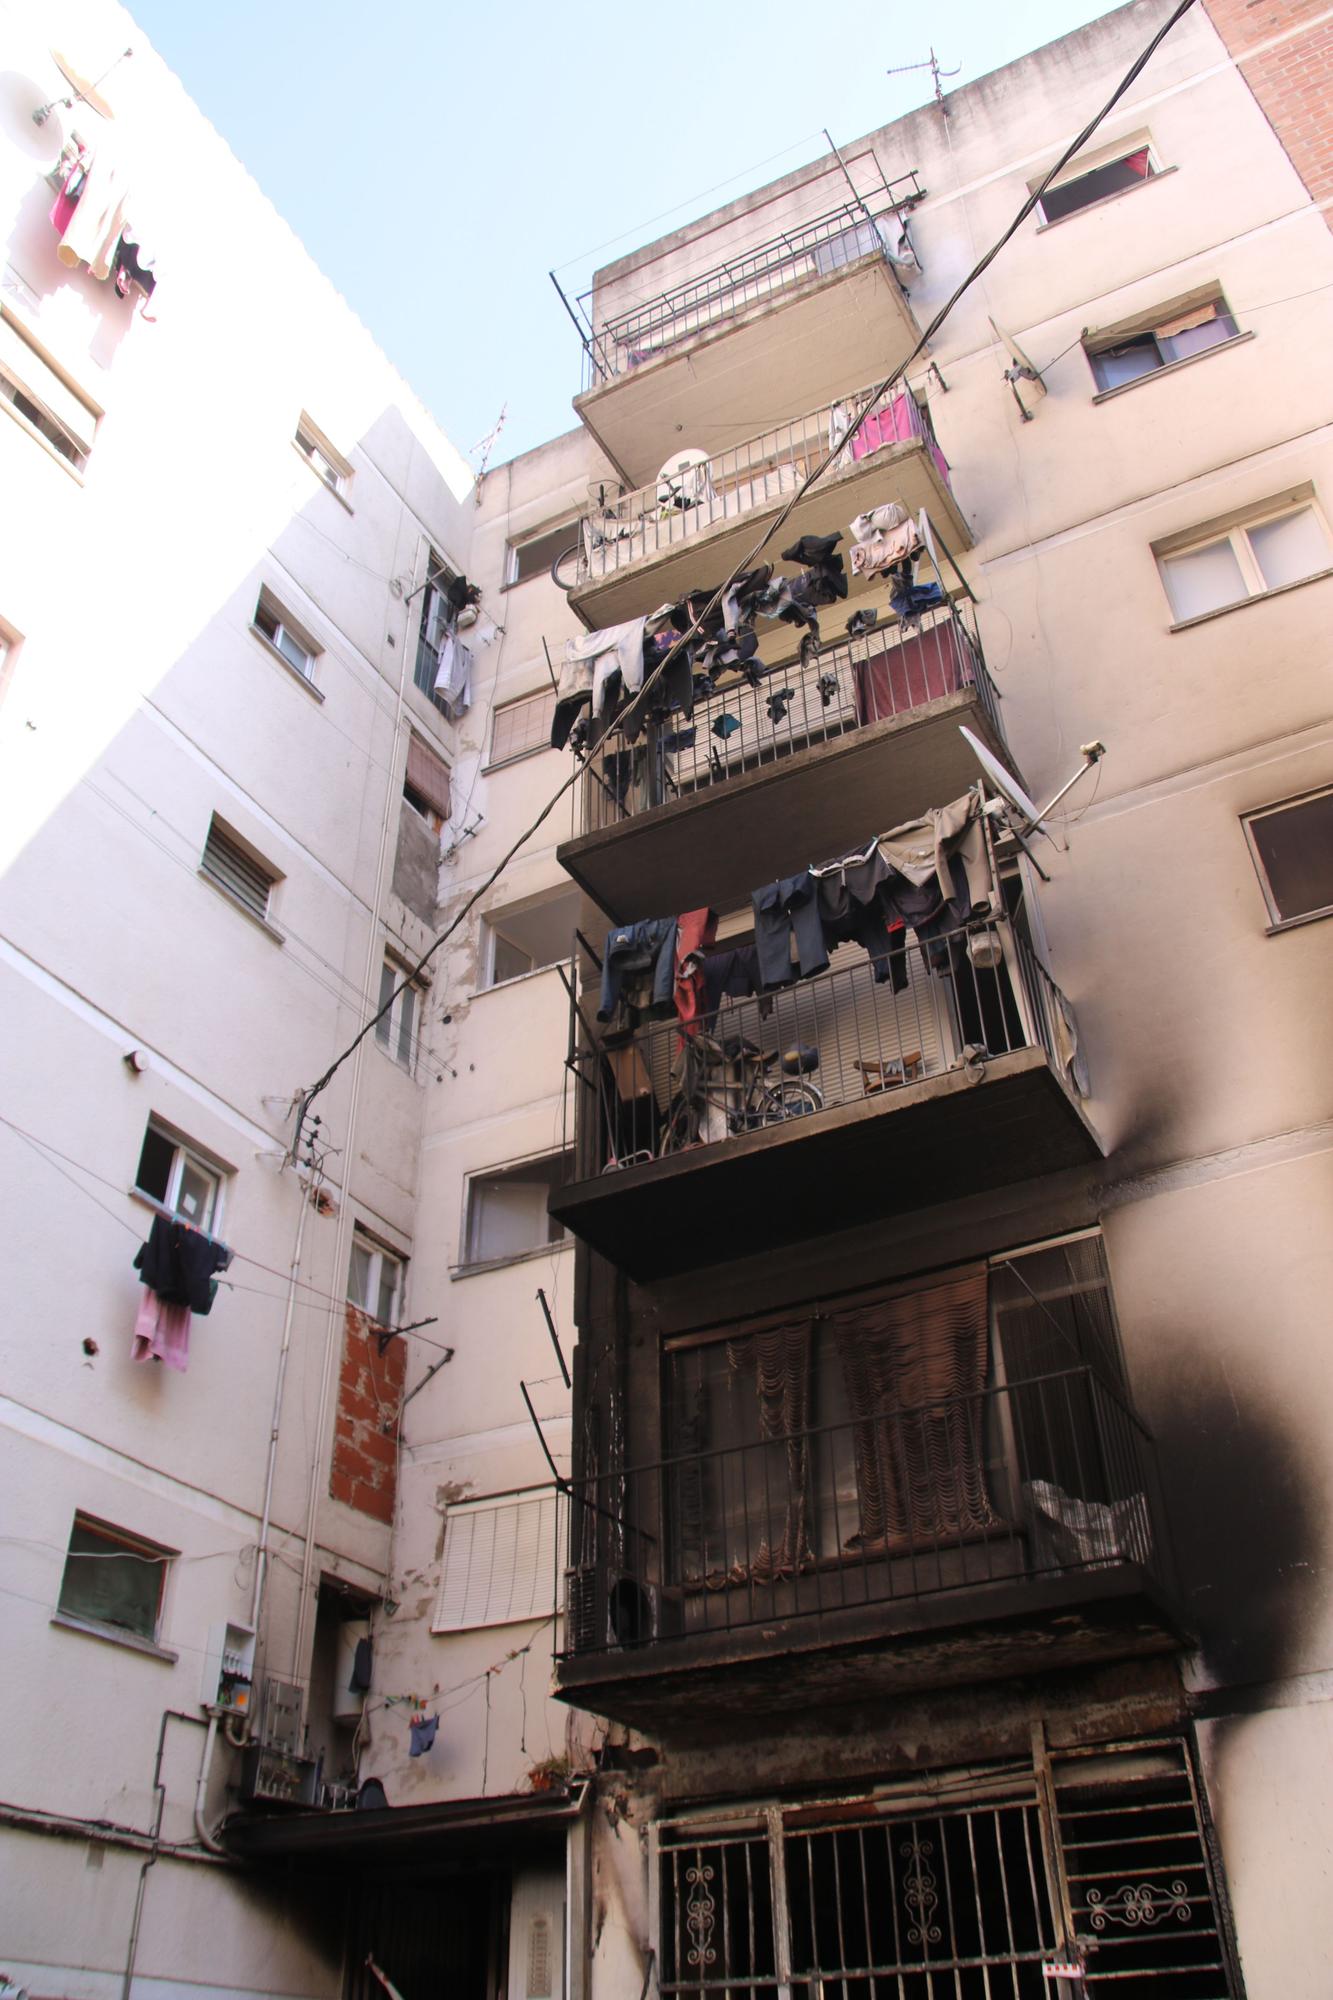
left=656, top=1742, right=1239, bottom=1998
left=201, top=818, right=274, bottom=920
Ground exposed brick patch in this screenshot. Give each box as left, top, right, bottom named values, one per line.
left=330, top=1305, right=405, bottom=1523
left=1205, top=0, right=1333, bottom=215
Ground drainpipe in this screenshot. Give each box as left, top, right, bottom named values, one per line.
left=192, top=1711, right=227, bottom=1855
left=249, top=1182, right=312, bottom=1639
left=290, top=533, right=423, bottom=1696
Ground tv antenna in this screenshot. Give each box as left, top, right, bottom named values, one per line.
left=471, top=403, right=508, bottom=496
left=887, top=48, right=961, bottom=116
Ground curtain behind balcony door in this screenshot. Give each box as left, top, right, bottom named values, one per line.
left=725, top=1318, right=815, bottom=1581
left=829, top=1267, right=1000, bottom=1551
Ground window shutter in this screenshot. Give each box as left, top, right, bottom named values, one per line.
left=202, top=820, right=273, bottom=919
left=0, top=311, right=98, bottom=454
left=433, top=1493, right=562, bottom=1631
left=406, top=736, right=451, bottom=818
left=1153, top=301, right=1219, bottom=340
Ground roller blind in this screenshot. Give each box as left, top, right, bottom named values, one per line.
left=406, top=735, right=451, bottom=817
left=433, top=1492, right=564, bottom=1631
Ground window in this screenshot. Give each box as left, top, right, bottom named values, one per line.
left=347, top=1231, right=404, bottom=1327
left=375, top=957, right=422, bottom=1072
left=489, top=687, right=557, bottom=767
left=1243, top=790, right=1333, bottom=928
left=1038, top=145, right=1157, bottom=224
left=413, top=552, right=455, bottom=711
left=200, top=816, right=279, bottom=923
left=0, top=615, right=20, bottom=708
left=135, top=1120, right=223, bottom=1232
left=294, top=412, right=353, bottom=498
left=482, top=888, right=578, bottom=987
left=404, top=734, right=451, bottom=831
left=432, top=1490, right=563, bottom=1631
left=1156, top=498, right=1332, bottom=623
left=1086, top=293, right=1239, bottom=393
left=506, top=520, right=578, bottom=587
left=57, top=1513, right=173, bottom=1645
left=656, top=1237, right=1131, bottom=1618
left=0, top=306, right=99, bottom=468
left=252, top=589, right=319, bottom=681
left=463, top=1153, right=571, bottom=1267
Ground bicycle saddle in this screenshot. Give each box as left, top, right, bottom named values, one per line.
left=779, top=1044, right=819, bottom=1076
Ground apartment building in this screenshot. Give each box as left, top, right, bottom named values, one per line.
left=3, top=1, right=1332, bottom=1999
left=523, top=2, right=1330, bottom=1997
left=0, top=5, right=578, bottom=1997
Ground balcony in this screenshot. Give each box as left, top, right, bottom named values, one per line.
left=556, top=1364, right=1183, bottom=1731
left=558, top=597, right=1009, bottom=923
left=563, top=384, right=969, bottom=635
left=571, top=184, right=926, bottom=488
left=549, top=921, right=1101, bottom=1282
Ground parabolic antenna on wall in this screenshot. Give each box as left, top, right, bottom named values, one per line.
left=959, top=726, right=1049, bottom=834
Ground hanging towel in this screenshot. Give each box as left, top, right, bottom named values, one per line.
left=130, top=1290, right=193, bottom=1372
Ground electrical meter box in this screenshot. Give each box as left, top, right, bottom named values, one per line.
left=200, top=1620, right=256, bottom=1715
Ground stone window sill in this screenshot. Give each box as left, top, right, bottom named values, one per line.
left=248, top=626, right=325, bottom=699
left=451, top=1239, right=573, bottom=1281
left=1035, top=164, right=1177, bottom=233
left=1091, top=329, right=1254, bottom=403
left=51, top=1612, right=178, bottom=1664
left=197, top=868, right=286, bottom=944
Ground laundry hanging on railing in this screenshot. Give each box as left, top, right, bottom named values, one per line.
left=593, top=790, right=999, bottom=1050
left=550, top=605, right=675, bottom=750
left=49, top=132, right=158, bottom=306
left=427, top=574, right=483, bottom=720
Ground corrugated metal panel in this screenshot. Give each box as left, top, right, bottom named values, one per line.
left=201, top=821, right=273, bottom=919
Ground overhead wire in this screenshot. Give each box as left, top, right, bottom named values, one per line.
left=295, top=0, right=1202, bottom=1138
left=0, top=1112, right=459, bottom=1360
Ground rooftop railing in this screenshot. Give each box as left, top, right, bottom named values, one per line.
left=567, top=919, right=1083, bottom=1179
left=572, top=176, right=925, bottom=391
left=561, top=1364, right=1170, bottom=1659
left=567, top=384, right=949, bottom=588
left=581, top=598, right=1002, bottom=834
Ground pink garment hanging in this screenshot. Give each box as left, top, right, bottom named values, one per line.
left=50, top=185, right=80, bottom=236
left=848, top=392, right=951, bottom=486
left=131, top=1291, right=193, bottom=1373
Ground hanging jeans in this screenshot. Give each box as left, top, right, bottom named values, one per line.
left=598, top=918, right=678, bottom=1022
left=752, top=872, right=828, bottom=990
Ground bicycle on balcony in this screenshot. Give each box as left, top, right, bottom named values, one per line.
left=661, top=1033, right=822, bottom=1155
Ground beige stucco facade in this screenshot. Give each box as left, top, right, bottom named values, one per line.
left=3, top=0, right=1332, bottom=1997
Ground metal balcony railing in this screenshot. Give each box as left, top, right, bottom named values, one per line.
left=573, top=176, right=925, bottom=390
left=560, top=1365, right=1170, bottom=1659
left=581, top=599, right=1002, bottom=834
left=569, top=384, right=949, bottom=588
left=567, top=920, right=1082, bottom=1178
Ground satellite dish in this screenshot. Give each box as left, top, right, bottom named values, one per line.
left=989, top=315, right=1047, bottom=423
left=959, top=726, right=1049, bottom=834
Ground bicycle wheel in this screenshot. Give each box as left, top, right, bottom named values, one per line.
left=550, top=542, right=584, bottom=592
left=759, top=1080, right=823, bottom=1123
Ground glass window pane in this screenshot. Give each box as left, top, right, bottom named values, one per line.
left=275, top=626, right=309, bottom=674
left=348, top=1241, right=372, bottom=1310
left=135, top=1126, right=174, bottom=1203
left=1160, top=537, right=1248, bottom=621
left=60, top=1522, right=164, bottom=1638
left=176, top=1158, right=215, bottom=1228
left=1247, top=508, right=1329, bottom=592
left=1160, top=313, right=1236, bottom=362
left=1249, top=794, right=1333, bottom=921
left=376, top=1258, right=399, bottom=1327
left=397, top=984, right=416, bottom=1068
left=1091, top=338, right=1160, bottom=390
left=376, top=962, right=395, bottom=1048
